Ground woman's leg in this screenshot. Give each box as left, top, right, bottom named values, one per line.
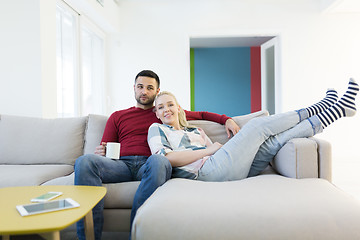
left=249, top=79, right=358, bottom=177
left=198, top=79, right=357, bottom=182
left=198, top=110, right=302, bottom=181
left=317, top=78, right=358, bottom=128
left=248, top=117, right=322, bottom=177
left=303, top=88, right=338, bottom=119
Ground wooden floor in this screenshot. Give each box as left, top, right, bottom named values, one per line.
left=0, top=231, right=129, bottom=240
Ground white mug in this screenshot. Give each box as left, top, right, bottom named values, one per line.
left=106, top=142, right=120, bottom=159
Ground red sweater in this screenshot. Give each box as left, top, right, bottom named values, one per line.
left=101, top=106, right=230, bottom=157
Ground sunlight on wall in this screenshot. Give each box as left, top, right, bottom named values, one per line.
left=333, top=157, right=360, bottom=201
left=318, top=114, right=360, bottom=201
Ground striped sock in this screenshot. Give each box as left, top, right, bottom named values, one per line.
left=317, top=78, right=359, bottom=129
left=305, top=88, right=338, bottom=117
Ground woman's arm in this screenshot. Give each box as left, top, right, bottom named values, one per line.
left=198, top=128, right=213, bottom=147
left=148, top=123, right=222, bottom=167
left=166, top=142, right=222, bottom=167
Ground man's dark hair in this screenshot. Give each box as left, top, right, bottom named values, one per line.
left=135, top=70, right=160, bottom=88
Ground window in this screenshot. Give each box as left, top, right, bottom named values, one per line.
left=81, top=21, right=105, bottom=116
left=56, top=1, right=105, bottom=117
left=56, top=2, right=79, bottom=117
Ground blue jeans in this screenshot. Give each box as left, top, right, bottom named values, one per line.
left=198, top=111, right=322, bottom=181
left=74, top=154, right=171, bottom=240
left=248, top=115, right=323, bottom=177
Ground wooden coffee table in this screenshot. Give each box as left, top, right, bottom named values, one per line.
left=0, top=185, right=106, bottom=240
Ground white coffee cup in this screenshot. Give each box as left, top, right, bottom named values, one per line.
left=106, top=142, right=120, bottom=159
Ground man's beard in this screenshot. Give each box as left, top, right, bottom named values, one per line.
left=136, top=94, right=156, bottom=106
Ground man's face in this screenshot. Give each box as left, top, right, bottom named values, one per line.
left=134, top=76, right=160, bottom=109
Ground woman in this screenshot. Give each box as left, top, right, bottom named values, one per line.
left=148, top=79, right=358, bottom=181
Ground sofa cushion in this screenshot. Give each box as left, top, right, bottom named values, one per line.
left=103, top=182, right=140, bottom=209
left=0, top=165, right=74, bottom=187
left=84, top=114, right=108, bottom=155
left=0, top=114, right=87, bottom=165
left=189, top=110, right=268, bottom=144
left=42, top=172, right=75, bottom=186
left=133, top=175, right=360, bottom=240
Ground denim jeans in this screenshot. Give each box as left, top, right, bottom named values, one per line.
left=198, top=111, right=322, bottom=181
left=248, top=115, right=323, bottom=177
left=74, top=154, right=171, bottom=240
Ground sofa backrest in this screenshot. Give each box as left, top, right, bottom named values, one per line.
left=189, top=110, right=269, bottom=144
left=0, top=114, right=87, bottom=165
left=83, top=114, right=108, bottom=155
left=0, top=110, right=268, bottom=165
left=83, top=111, right=269, bottom=154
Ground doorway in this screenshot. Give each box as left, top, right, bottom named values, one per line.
left=190, top=36, right=279, bottom=116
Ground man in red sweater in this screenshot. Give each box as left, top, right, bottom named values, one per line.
left=74, top=70, right=239, bottom=240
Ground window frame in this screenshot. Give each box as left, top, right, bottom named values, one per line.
left=56, top=0, right=106, bottom=117
left=79, top=15, right=106, bottom=116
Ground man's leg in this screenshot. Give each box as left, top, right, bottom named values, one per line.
left=74, top=154, right=133, bottom=240
left=130, top=154, right=172, bottom=231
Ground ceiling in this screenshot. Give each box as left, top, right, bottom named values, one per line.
left=322, top=0, right=360, bottom=13
left=190, top=36, right=275, bottom=48
left=189, top=0, right=360, bottom=48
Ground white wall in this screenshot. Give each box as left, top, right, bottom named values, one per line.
left=40, top=0, right=57, bottom=118
left=0, top=0, right=43, bottom=117
left=0, top=0, right=57, bottom=118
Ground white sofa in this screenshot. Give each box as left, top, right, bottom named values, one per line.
left=1, top=111, right=359, bottom=239
left=132, top=115, right=360, bottom=239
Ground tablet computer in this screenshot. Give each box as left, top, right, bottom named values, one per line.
left=16, top=198, right=80, bottom=216
left=31, top=191, right=63, bottom=202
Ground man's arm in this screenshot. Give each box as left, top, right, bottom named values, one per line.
left=184, top=110, right=229, bottom=124
left=184, top=110, right=240, bottom=138
left=95, top=112, right=119, bottom=156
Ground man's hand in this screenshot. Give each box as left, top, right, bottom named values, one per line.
left=225, top=118, right=240, bottom=138
left=94, top=142, right=107, bottom=156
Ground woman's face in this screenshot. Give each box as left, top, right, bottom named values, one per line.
left=155, top=94, right=181, bottom=129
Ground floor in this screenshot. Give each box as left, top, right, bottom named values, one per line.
left=333, top=156, right=360, bottom=201
left=1, top=231, right=129, bottom=240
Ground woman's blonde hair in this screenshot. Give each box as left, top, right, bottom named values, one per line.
left=155, top=91, right=195, bottom=129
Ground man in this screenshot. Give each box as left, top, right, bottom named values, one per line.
left=74, top=70, right=240, bottom=240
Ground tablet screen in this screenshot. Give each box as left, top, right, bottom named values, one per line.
left=17, top=198, right=80, bottom=216
left=24, top=199, right=73, bottom=213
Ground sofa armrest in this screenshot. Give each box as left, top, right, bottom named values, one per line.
left=271, top=137, right=332, bottom=182
left=310, top=137, right=332, bottom=182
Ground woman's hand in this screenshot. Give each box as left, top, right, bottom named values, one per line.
left=94, top=142, right=107, bottom=156
left=207, top=142, right=223, bottom=155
